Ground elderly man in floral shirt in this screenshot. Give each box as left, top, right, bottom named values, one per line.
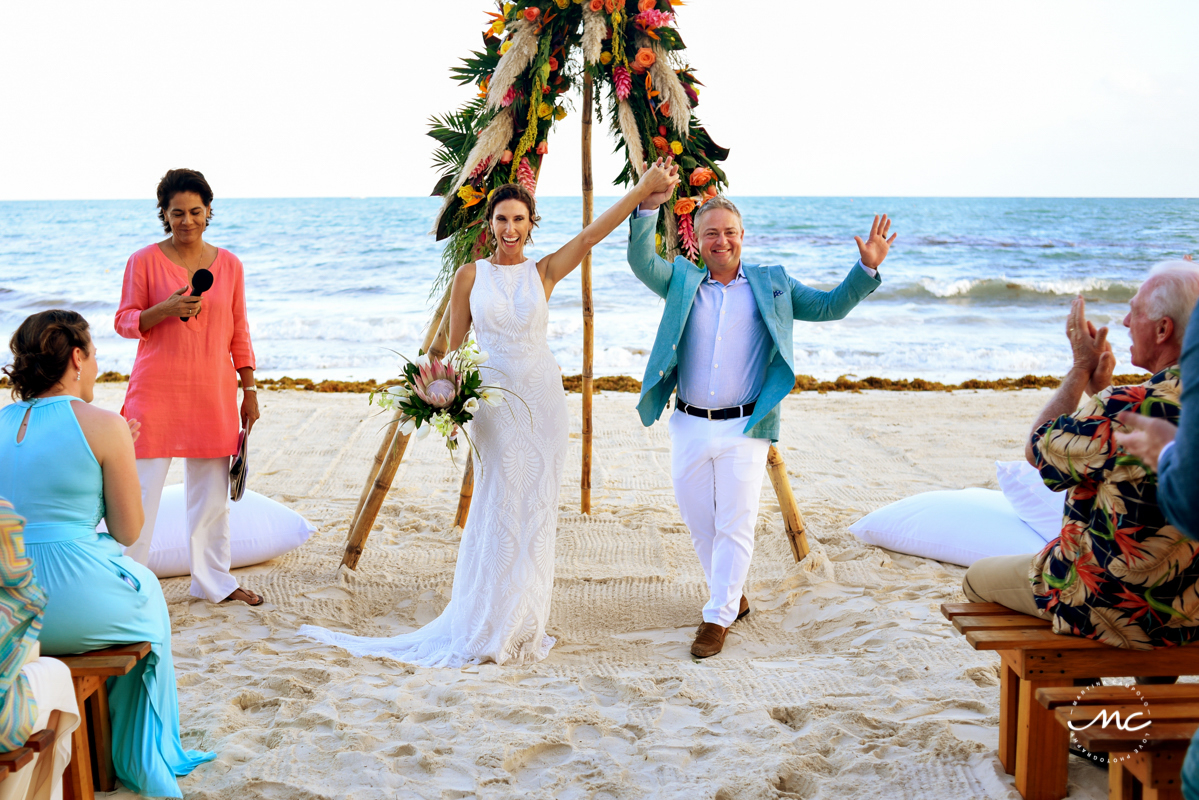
left=963, top=262, right=1199, bottom=650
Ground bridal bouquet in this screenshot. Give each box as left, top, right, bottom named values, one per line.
left=369, top=339, right=503, bottom=456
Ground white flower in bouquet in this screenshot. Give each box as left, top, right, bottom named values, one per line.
left=473, top=350, right=489, bottom=366
left=481, top=388, right=504, bottom=407
left=464, top=397, right=480, bottom=414
left=415, top=421, right=432, bottom=439
left=431, top=412, right=456, bottom=439
left=399, top=417, right=417, bottom=436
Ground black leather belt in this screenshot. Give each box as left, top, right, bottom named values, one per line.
left=676, top=399, right=756, bottom=420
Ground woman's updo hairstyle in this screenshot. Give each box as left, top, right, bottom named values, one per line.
left=156, top=168, right=214, bottom=234
left=484, top=183, right=540, bottom=248
left=4, top=310, right=92, bottom=401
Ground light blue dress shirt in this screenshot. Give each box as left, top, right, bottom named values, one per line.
left=677, top=267, right=771, bottom=408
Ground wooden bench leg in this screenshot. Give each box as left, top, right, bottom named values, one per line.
left=1014, top=677, right=1071, bottom=800
left=66, top=677, right=97, bottom=800
left=999, top=657, right=1020, bottom=774
left=27, top=710, right=61, bottom=800
left=1109, top=753, right=1137, bottom=800
left=87, top=684, right=116, bottom=792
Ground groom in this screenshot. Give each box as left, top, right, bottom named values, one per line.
left=628, top=164, right=894, bottom=658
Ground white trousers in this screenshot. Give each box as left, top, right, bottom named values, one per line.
left=0, top=657, right=81, bottom=800
left=668, top=409, right=771, bottom=627
left=126, top=457, right=237, bottom=602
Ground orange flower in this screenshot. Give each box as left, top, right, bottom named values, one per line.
left=634, top=47, right=656, bottom=70
left=651, top=135, right=669, bottom=153
left=589, top=0, right=603, bottom=10
left=659, top=100, right=670, bottom=116
left=604, top=0, right=618, bottom=12
left=524, top=7, right=540, bottom=21
left=689, top=167, right=714, bottom=186
left=705, top=185, right=718, bottom=197
left=674, top=197, right=696, bottom=215
left=638, top=0, right=656, bottom=10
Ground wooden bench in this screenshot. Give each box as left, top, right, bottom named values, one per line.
left=941, top=602, right=1198, bottom=800
left=1038, top=685, right=1199, bottom=800
left=0, top=721, right=61, bottom=796
left=55, top=642, right=151, bottom=800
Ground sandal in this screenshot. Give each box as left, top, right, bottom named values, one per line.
left=222, top=587, right=264, bottom=606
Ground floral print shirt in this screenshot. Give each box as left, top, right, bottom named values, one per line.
left=1030, top=367, right=1198, bottom=650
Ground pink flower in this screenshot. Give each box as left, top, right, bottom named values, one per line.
left=636, top=9, right=674, bottom=28
left=536, top=140, right=549, bottom=155
left=414, top=360, right=459, bottom=408
left=524, top=7, right=540, bottom=22
left=500, top=149, right=513, bottom=164
left=613, top=65, right=631, bottom=100
left=501, top=85, right=517, bottom=107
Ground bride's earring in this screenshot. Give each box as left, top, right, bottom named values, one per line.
left=75, top=370, right=80, bottom=382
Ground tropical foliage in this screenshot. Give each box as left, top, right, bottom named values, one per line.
left=428, top=0, right=729, bottom=294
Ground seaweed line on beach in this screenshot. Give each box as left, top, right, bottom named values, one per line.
left=0, top=370, right=1151, bottom=395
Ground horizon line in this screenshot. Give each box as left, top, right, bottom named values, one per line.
left=2, top=194, right=1198, bottom=202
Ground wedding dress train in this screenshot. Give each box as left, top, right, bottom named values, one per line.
left=301, top=257, right=569, bottom=667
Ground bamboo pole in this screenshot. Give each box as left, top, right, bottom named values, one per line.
left=342, top=295, right=455, bottom=568
left=453, top=450, right=475, bottom=529
left=580, top=71, right=595, bottom=514
left=346, top=285, right=453, bottom=539
left=766, top=445, right=810, bottom=562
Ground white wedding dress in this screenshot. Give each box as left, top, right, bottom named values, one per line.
left=301, top=257, right=569, bottom=667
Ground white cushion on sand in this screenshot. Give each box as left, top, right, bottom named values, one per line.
left=995, top=460, right=1066, bottom=543
left=107, top=485, right=315, bottom=578
left=849, top=488, right=1047, bottom=567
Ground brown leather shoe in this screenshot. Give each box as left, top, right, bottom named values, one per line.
left=691, top=622, right=728, bottom=658
left=736, top=594, right=750, bottom=622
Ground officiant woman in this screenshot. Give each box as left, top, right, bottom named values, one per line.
left=114, top=168, right=263, bottom=606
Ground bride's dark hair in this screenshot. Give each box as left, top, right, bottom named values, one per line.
left=484, top=184, right=540, bottom=248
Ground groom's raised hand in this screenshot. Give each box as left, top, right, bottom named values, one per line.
left=854, top=214, right=897, bottom=270
left=637, top=157, right=679, bottom=213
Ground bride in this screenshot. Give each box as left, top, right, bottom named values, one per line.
left=302, top=159, right=679, bottom=667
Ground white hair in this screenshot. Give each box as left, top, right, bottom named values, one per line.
left=1144, top=260, right=1199, bottom=343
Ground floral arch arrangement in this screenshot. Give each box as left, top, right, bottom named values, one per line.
left=429, top=0, right=730, bottom=290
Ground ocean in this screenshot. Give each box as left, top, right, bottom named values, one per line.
left=1, top=197, right=1196, bottom=384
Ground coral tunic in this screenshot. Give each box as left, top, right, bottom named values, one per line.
left=115, top=244, right=256, bottom=459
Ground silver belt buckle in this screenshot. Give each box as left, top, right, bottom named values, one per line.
left=707, top=408, right=714, bottom=420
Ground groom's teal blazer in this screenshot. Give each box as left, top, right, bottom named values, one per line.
left=627, top=211, right=881, bottom=442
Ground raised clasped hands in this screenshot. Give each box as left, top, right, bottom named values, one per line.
left=854, top=214, right=897, bottom=270
left=1067, top=295, right=1115, bottom=395
left=637, top=156, right=680, bottom=211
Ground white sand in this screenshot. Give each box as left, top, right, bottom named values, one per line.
left=33, top=385, right=1118, bottom=799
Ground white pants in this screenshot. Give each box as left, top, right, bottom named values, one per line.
left=0, top=657, right=81, bottom=800
left=669, top=409, right=771, bottom=627
left=127, top=457, right=237, bottom=602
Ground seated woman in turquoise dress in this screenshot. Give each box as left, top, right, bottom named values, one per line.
left=0, top=310, right=214, bottom=798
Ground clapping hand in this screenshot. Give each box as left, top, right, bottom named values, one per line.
left=637, top=157, right=680, bottom=211
left=854, top=215, right=896, bottom=270
left=126, top=418, right=141, bottom=444
left=1114, top=411, right=1177, bottom=472
left=1067, top=295, right=1115, bottom=394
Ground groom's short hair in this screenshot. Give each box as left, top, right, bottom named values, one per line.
left=693, top=195, right=742, bottom=231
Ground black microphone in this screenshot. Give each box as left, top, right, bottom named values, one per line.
left=181, top=268, right=214, bottom=322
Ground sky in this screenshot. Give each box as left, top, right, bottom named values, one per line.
left=1, top=1, right=1196, bottom=200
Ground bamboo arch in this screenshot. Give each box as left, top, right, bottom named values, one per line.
left=341, top=1, right=809, bottom=569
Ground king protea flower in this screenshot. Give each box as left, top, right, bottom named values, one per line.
left=413, top=360, right=459, bottom=408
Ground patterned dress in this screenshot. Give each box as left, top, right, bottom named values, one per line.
left=302, top=257, right=569, bottom=666
left=1030, top=367, right=1199, bottom=649
left=0, top=498, right=45, bottom=751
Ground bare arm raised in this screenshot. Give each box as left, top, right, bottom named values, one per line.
left=537, top=158, right=679, bottom=297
